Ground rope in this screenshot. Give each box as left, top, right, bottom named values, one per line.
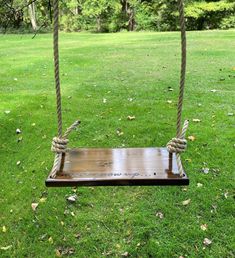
left=50, top=0, right=80, bottom=178
left=167, top=0, right=189, bottom=176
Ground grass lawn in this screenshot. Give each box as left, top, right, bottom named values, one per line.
left=0, top=30, right=234, bottom=257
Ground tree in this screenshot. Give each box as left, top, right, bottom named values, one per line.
left=28, top=1, right=37, bottom=31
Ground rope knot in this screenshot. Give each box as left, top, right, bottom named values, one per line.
left=167, top=119, right=189, bottom=154
left=167, top=137, right=187, bottom=153
left=51, top=137, right=69, bottom=153
left=51, top=120, right=81, bottom=154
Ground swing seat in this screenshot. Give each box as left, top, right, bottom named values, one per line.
left=46, top=147, right=189, bottom=187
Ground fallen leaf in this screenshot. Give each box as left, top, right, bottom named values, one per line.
left=67, top=194, right=77, bottom=203
left=31, top=123, right=36, bottom=126
left=116, top=129, right=124, bottom=136
left=17, top=136, right=23, bottom=143
left=232, top=67, right=235, bottom=71
left=192, top=118, right=201, bottom=122
left=103, top=98, right=107, bottom=103
left=16, top=161, right=21, bottom=166
left=202, top=167, right=209, bottom=174
left=198, top=103, right=202, bottom=107
left=121, top=252, right=129, bottom=257
left=197, top=183, right=203, bottom=188
left=210, top=89, right=217, bottom=93
left=188, top=135, right=196, bottom=141
left=74, top=233, right=81, bottom=240
left=211, top=204, right=217, bottom=213
left=55, top=249, right=62, bottom=257
left=61, top=221, right=64, bottom=226
left=167, top=100, right=172, bottom=104
left=128, top=98, right=133, bottom=102
left=156, top=211, right=164, bottom=219
left=182, top=199, right=191, bottom=206
left=4, top=110, right=11, bottom=114
left=14, top=78, right=18, bottom=81
left=48, top=236, right=53, bottom=244
left=39, top=197, right=47, bottom=203
left=1, top=245, right=12, bottom=251
left=223, top=191, right=228, bottom=199
left=200, top=224, right=208, bottom=231
left=228, top=112, right=234, bottom=116
left=61, top=248, right=75, bottom=255
left=127, top=115, right=135, bottom=121
left=2, top=226, right=7, bottom=233
left=31, top=203, right=39, bottom=211
left=168, top=87, right=173, bottom=91
left=70, top=211, right=75, bottom=217
left=203, top=238, right=212, bottom=246
left=16, top=128, right=21, bottom=134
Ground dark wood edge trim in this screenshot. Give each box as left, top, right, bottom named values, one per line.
left=45, top=176, right=189, bottom=187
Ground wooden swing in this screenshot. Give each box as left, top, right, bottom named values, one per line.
left=46, top=0, right=189, bottom=187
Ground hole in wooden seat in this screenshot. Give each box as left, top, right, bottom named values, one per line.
left=46, top=147, right=189, bottom=187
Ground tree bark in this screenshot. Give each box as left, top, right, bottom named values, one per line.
left=28, top=2, right=37, bottom=31
left=96, top=16, right=101, bottom=32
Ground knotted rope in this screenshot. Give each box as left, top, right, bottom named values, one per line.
left=167, top=0, right=189, bottom=176
left=50, top=0, right=79, bottom=178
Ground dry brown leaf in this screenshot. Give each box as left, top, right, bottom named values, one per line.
left=67, top=194, right=77, bottom=203
left=2, top=226, right=7, bottom=233
left=202, top=167, right=209, bottom=174
left=197, top=183, right=203, bottom=188
left=121, top=252, right=129, bottom=257
left=127, top=115, right=135, bottom=121
left=16, top=128, right=21, bottom=134
left=39, top=197, right=47, bottom=203
left=55, top=249, right=62, bottom=257
left=192, top=118, right=201, bottom=122
left=31, top=203, right=38, bottom=211
left=48, top=236, right=53, bottom=244
left=182, top=199, right=191, bottom=206
left=116, top=129, right=124, bottom=136
left=74, top=233, right=81, bottom=240
left=188, top=135, right=196, bottom=141
left=156, top=211, right=164, bottom=219
left=1, top=245, right=12, bottom=251
left=203, top=238, right=212, bottom=246
left=200, top=224, right=208, bottom=231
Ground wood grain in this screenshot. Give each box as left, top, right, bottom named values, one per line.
left=46, top=148, right=189, bottom=187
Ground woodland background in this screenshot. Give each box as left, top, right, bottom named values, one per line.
left=1, top=0, right=235, bottom=33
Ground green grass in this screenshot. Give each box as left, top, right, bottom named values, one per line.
left=0, top=30, right=234, bottom=257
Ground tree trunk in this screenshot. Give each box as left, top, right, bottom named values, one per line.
left=96, top=17, right=101, bottom=32
left=28, top=2, right=37, bottom=31
left=121, top=0, right=136, bottom=31
left=128, top=9, right=135, bottom=31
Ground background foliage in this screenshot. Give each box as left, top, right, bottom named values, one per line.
left=1, top=0, right=235, bottom=33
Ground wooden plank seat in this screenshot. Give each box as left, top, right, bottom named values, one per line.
left=46, top=147, right=189, bottom=187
